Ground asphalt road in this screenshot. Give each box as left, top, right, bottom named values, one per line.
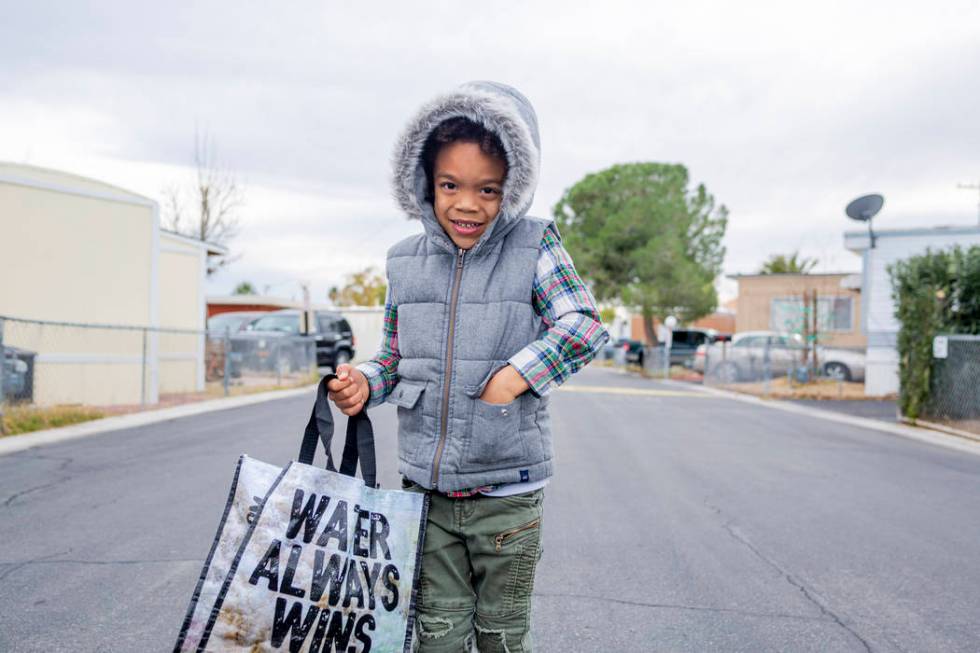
left=1, top=366, right=978, bottom=652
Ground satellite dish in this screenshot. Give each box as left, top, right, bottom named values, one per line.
left=845, top=194, right=884, bottom=222
left=845, top=193, right=884, bottom=248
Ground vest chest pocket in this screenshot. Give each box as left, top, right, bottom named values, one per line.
left=464, top=396, right=527, bottom=470
left=387, top=381, right=427, bottom=465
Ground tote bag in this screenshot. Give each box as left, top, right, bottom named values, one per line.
left=174, top=374, right=429, bottom=653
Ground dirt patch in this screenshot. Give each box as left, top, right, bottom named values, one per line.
left=711, top=376, right=893, bottom=401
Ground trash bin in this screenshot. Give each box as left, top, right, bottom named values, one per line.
left=3, top=346, right=35, bottom=402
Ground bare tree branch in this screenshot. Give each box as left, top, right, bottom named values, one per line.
left=162, top=130, right=245, bottom=276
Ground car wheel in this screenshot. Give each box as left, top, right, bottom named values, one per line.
left=716, top=362, right=739, bottom=384
left=823, top=362, right=851, bottom=382
left=334, top=350, right=351, bottom=368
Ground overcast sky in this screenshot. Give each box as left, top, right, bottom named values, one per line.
left=3, top=1, right=979, bottom=304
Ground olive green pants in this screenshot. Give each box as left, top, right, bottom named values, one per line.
left=404, top=481, right=544, bottom=653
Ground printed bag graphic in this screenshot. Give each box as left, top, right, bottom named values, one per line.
left=174, top=375, right=429, bottom=652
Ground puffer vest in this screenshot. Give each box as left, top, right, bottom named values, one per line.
left=385, top=216, right=553, bottom=491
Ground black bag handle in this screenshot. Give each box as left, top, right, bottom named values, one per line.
left=298, top=374, right=377, bottom=488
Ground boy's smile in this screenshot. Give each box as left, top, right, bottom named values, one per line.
left=432, top=141, right=507, bottom=250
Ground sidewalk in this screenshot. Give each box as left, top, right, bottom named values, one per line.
left=0, top=383, right=316, bottom=457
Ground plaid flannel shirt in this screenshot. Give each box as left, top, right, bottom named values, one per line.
left=357, top=222, right=609, bottom=407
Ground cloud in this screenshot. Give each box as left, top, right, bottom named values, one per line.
left=2, top=0, right=979, bottom=305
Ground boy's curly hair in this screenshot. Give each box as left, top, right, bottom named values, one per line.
left=420, top=117, right=508, bottom=204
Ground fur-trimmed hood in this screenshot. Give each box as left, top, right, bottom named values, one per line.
left=392, top=81, right=541, bottom=254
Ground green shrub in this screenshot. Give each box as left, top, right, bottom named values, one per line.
left=889, top=246, right=980, bottom=418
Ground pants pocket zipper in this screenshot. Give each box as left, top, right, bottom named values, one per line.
left=494, top=518, right=541, bottom=552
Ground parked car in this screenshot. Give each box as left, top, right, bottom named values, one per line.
left=234, top=311, right=315, bottom=374
left=233, top=309, right=356, bottom=372
left=694, top=330, right=865, bottom=382
left=312, top=311, right=356, bottom=369
left=206, top=311, right=264, bottom=380
left=668, top=328, right=727, bottom=367
left=2, top=347, right=32, bottom=400
left=614, top=338, right=646, bottom=366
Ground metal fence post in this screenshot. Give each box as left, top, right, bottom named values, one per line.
left=140, top=328, right=147, bottom=406
left=275, top=339, right=282, bottom=387
left=763, top=338, right=772, bottom=398
left=0, top=318, right=6, bottom=435
left=223, top=328, right=231, bottom=397
left=308, top=337, right=317, bottom=378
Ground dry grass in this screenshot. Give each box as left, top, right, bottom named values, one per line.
left=1, top=403, right=105, bottom=436
left=639, top=365, right=703, bottom=382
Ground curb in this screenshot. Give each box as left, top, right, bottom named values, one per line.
left=899, top=416, right=980, bottom=444
left=0, top=385, right=317, bottom=457
left=656, top=379, right=980, bottom=457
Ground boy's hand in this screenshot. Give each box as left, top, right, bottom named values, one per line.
left=480, top=365, right=530, bottom=405
left=327, top=364, right=370, bottom=416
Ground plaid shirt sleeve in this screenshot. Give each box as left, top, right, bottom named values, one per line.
left=355, top=287, right=400, bottom=408
left=507, top=222, right=609, bottom=397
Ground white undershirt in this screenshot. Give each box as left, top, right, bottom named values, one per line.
left=481, top=478, right=550, bottom=497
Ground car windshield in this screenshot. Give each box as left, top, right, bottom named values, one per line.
left=248, top=314, right=300, bottom=333
left=208, top=313, right=254, bottom=332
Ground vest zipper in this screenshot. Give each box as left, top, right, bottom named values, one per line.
left=431, top=247, right=466, bottom=488
left=495, top=518, right=541, bottom=552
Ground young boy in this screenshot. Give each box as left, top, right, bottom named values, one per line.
left=327, top=81, right=608, bottom=653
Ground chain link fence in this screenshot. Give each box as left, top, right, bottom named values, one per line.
left=0, top=314, right=318, bottom=426
left=700, top=340, right=785, bottom=387
left=599, top=342, right=682, bottom=379
left=923, top=335, right=980, bottom=435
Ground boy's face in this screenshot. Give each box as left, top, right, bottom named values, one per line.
left=431, top=140, right=506, bottom=251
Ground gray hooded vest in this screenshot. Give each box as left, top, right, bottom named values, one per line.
left=385, top=82, right=553, bottom=492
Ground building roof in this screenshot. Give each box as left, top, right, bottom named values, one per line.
left=845, top=224, right=980, bottom=252
left=0, top=161, right=155, bottom=207
left=161, top=229, right=229, bottom=256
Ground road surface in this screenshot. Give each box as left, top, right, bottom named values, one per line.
left=1, top=366, right=978, bottom=652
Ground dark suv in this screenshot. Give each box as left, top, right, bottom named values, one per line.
left=313, top=311, right=356, bottom=369
left=240, top=310, right=356, bottom=369
left=669, top=329, right=725, bottom=367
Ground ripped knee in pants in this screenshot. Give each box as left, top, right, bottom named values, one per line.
left=417, top=615, right=454, bottom=640
left=475, top=622, right=520, bottom=653
left=413, top=615, right=476, bottom=653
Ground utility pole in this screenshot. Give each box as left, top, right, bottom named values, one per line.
left=957, top=181, right=980, bottom=225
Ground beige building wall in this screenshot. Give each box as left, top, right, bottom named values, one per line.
left=338, top=306, right=385, bottom=363
left=158, top=232, right=207, bottom=394
left=734, top=273, right=866, bottom=349
left=0, top=163, right=159, bottom=406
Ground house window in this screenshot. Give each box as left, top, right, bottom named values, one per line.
left=770, top=296, right=853, bottom=333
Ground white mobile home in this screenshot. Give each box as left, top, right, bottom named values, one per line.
left=844, top=225, right=980, bottom=396
left=0, top=162, right=225, bottom=406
